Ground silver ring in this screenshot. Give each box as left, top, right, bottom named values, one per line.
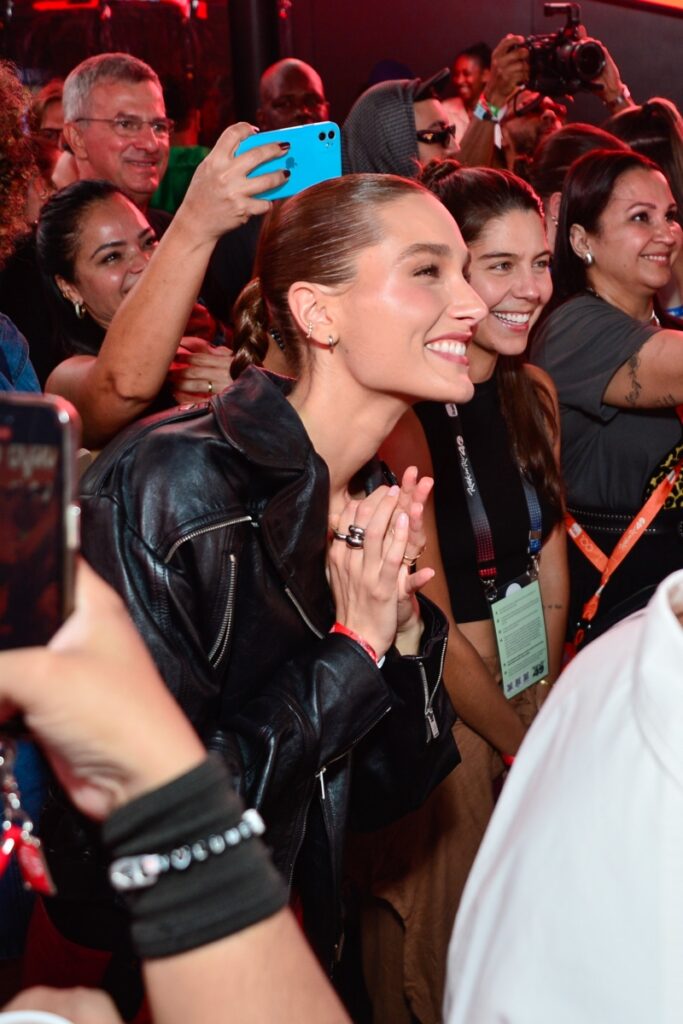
left=332, top=529, right=350, bottom=543
left=346, top=524, right=365, bottom=549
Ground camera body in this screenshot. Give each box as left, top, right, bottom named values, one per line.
left=525, top=3, right=605, bottom=97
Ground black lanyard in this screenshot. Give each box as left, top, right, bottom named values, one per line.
left=445, top=402, right=543, bottom=601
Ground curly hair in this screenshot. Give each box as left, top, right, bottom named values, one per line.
left=0, top=61, right=36, bottom=268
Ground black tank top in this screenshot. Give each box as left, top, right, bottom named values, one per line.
left=415, top=375, right=558, bottom=622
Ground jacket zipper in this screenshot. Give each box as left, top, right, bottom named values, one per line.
left=284, top=587, right=392, bottom=890
left=164, top=514, right=252, bottom=564
left=164, top=516, right=250, bottom=668
left=284, top=586, right=325, bottom=638
left=208, top=553, right=237, bottom=667
left=420, top=636, right=448, bottom=741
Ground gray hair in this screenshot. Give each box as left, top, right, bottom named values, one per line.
left=63, top=53, right=161, bottom=121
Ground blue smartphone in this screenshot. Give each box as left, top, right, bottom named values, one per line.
left=234, top=121, right=341, bottom=200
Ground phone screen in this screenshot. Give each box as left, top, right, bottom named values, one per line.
left=0, top=395, right=79, bottom=649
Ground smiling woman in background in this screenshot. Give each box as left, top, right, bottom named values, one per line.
left=36, top=179, right=232, bottom=446
left=354, top=164, right=566, bottom=1024
left=531, top=148, right=683, bottom=644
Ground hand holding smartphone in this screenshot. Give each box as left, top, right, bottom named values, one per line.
left=0, top=394, right=80, bottom=651
left=234, top=121, right=341, bottom=201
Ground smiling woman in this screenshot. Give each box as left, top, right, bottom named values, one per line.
left=531, top=148, right=683, bottom=641
left=355, top=163, right=567, bottom=1024
left=49, top=186, right=157, bottom=334
left=31, top=168, right=485, bottom=1013
left=36, top=179, right=232, bottom=442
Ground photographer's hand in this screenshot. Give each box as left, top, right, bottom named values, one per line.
left=588, top=39, right=634, bottom=112
left=484, top=34, right=529, bottom=109
left=457, top=34, right=528, bottom=168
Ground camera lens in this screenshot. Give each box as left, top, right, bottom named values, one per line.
left=573, top=40, right=605, bottom=82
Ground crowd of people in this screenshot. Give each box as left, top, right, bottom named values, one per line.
left=1, top=14, right=682, bottom=1024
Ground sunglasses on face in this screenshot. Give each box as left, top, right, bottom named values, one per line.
left=415, top=122, right=457, bottom=146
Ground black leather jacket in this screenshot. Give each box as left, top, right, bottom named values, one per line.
left=70, top=369, right=457, bottom=966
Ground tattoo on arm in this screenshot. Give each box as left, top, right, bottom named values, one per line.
left=655, top=392, right=677, bottom=408
left=625, top=350, right=642, bottom=407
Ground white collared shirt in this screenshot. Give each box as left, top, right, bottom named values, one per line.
left=445, top=570, right=683, bottom=1024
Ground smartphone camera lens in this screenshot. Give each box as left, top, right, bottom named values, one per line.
left=328, top=130, right=335, bottom=139
left=318, top=131, right=326, bottom=141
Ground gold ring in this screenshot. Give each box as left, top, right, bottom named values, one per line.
left=402, top=544, right=426, bottom=567
left=207, top=380, right=213, bottom=396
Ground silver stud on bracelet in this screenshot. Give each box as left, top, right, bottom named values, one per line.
left=109, top=807, right=266, bottom=892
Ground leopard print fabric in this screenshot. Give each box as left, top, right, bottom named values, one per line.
left=643, top=438, right=683, bottom=509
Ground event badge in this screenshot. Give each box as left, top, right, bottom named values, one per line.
left=488, top=573, right=549, bottom=699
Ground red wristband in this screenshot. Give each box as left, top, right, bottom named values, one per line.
left=501, top=753, right=515, bottom=768
left=329, top=622, right=379, bottom=664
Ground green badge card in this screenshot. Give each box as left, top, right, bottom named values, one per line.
left=490, top=579, right=549, bottom=699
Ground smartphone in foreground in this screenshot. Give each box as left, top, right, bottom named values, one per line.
left=0, top=393, right=80, bottom=650
left=234, top=121, right=341, bottom=200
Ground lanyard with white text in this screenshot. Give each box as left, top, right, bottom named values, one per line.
left=445, top=403, right=543, bottom=601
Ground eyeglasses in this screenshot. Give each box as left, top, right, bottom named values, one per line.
left=415, top=123, right=456, bottom=146
left=74, top=116, right=175, bottom=138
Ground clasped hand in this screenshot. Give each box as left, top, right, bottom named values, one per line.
left=327, top=468, right=434, bottom=659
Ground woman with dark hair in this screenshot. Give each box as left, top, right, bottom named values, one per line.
left=37, top=179, right=232, bottom=446
left=605, top=97, right=683, bottom=318
left=530, top=147, right=683, bottom=642
left=34, top=122, right=485, bottom=1012
left=528, top=122, right=627, bottom=249
left=354, top=163, right=566, bottom=1024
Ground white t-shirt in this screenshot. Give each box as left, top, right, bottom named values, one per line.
left=445, top=569, right=683, bottom=1024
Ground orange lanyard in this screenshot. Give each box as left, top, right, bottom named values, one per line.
left=566, top=457, right=683, bottom=652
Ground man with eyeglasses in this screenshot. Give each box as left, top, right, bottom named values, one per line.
left=0, top=54, right=176, bottom=387
left=62, top=53, right=171, bottom=217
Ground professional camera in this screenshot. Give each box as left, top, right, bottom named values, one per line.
left=525, top=3, right=605, bottom=97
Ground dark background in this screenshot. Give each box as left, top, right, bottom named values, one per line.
left=2, top=0, right=682, bottom=142
left=289, top=0, right=683, bottom=127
